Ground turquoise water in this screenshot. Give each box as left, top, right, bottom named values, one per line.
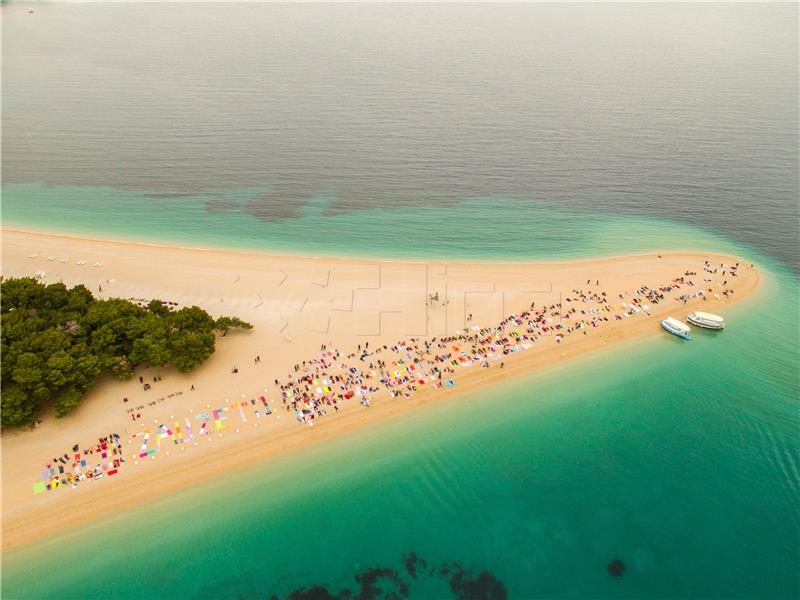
left=0, top=182, right=761, bottom=261
left=2, top=201, right=798, bottom=598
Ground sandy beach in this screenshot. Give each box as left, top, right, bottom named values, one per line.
left=0, top=228, right=761, bottom=552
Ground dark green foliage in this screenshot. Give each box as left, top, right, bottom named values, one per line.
left=214, top=316, right=254, bottom=333
left=1, top=278, right=252, bottom=427
left=168, top=330, right=216, bottom=373
left=146, top=299, right=171, bottom=318
left=52, top=387, right=83, bottom=418
left=1, top=384, right=39, bottom=427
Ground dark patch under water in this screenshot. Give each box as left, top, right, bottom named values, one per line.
left=607, top=559, right=625, bottom=578
left=449, top=568, right=508, bottom=600
left=268, top=553, right=507, bottom=600
left=403, top=552, right=427, bottom=580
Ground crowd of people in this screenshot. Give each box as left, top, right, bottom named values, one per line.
left=270, top=262, right=741, bottom=427
left=33, top=261, right=743, bottom=495
left=34, top=433, right=124, bottom=494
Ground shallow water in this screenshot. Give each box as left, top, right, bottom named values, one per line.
left=0, top=183, right=766, bottom=262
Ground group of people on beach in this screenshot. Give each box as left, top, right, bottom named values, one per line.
left=36, top=434, right=124, bottom=493
left=268, top=263, right=740, bottom=427
left=33, top=261, right=743, bottom=494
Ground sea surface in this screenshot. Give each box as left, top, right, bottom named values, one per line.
left=2, top=2, right=798, bottom=268
left=1, top=3, right=798, bottom=599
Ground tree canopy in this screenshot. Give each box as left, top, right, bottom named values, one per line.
left=1, top=278, right=252, bottom=428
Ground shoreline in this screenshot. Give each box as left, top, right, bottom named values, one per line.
left=0, top=224, right=737, bottom=267
left=0, top=229, right=762, bottom=552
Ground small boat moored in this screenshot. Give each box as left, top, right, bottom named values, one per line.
left=661, top=317, right=692, bottom=340
left=687, top=311, right=726, bottom=330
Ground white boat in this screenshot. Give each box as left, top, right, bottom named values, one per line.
left=687, top=311, right=725, bottom=330
left=661, top=317, right=692, bottom=340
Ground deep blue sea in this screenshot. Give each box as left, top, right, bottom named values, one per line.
left=1, top=3, right=798, bottom=599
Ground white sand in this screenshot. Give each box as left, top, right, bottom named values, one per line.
left=0, top=228, right=760, bottom=550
